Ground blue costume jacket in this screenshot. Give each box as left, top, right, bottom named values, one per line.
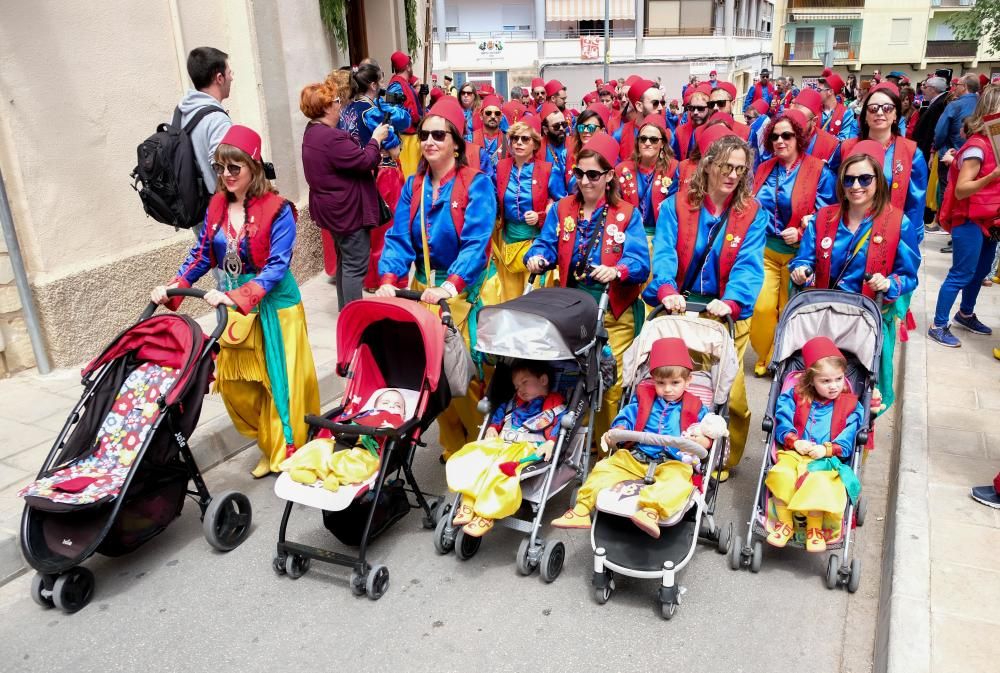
left=775, top=388, right=864, bottom=459
left=755, top=161, right=837, bottom=239
left=612, top=396, right=708, bottom=461
left=501, top=161, right=564, bottom=227
left=338, top=97, right=410, bottom=150
left=822, top=106, right=858, bottom=142
left=488, top=393, right=568, bottom=442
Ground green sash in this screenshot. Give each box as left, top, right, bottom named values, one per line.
left=764, top=235, right=797, bottom=255
left=503, top=221, right=537, bottom=244
left=807, top=456, right=861, bottom=505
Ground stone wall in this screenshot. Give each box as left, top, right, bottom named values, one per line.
left=0, top=236, right=34, bottom=374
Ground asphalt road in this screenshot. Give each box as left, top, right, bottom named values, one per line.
left=0, top=365, right=890, bottom=673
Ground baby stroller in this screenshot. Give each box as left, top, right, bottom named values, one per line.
left=432, top=285, right=611, bottom=583
left=589, top=301, right=739, bottom=619
left=272, top=292, right=458, bottom=599
left=18, top=289, right=252, bottom=614
left=732, top=289, right=882, bottom=593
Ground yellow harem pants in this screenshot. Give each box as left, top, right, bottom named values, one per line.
left=764, top=450, right=847, bottom=539
left=727, top=318, right=752, bottom=469
left=411, top=278, right=483, bottom=458
left=445, top=439, right=535, bottom=519
left=577, top=449, right=694, bottom=520
left=279, top=438, right=380, bottom=489
left=491, top=237, right=536, bottom=304
left=597, top=305, right=638, bottom=444
left=216, top=302, right=321, bottom=473
left=749, top=247, right=794, bottom=368
left=399, top=133, right=422, bottom=178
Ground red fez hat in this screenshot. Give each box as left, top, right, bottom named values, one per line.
left=708, top=111, right=736, bottom=128
left=900, top=76, right=911, bottom=85
left=694, top=83, right=713, bottom=97
left=717, top=81, right=737, bottom=100
left=583, top=91, right=598, bottom=105
left=709, top=70, right=718, bottom=76
left=871, top=81, right=900, bottom=97
left=545, top=79, right=565, bottom=97
left=479, top=83, right=495, bottom=96
left=846, top=139, right=886, bottom=169
left=697, top=124, right=737, bottom=155
left=802, top=336, right=844, bottom=370
left=429, top=87, right=445, bottom=103
left=649, top=337, right=694, bottom=371
left=522, top=114, right=542, bottom=135
left=823, top=72, right=845, bottom=95
left=670, top=98, right=679, bottom=106
left=502, top=100, right=526, bottom=124
left=628, top=79, right=655, bottom=106
left=980, top=74, right=990, bottom=89
left=220, top=125, right=263, bottom=161
left=539, top=102, right=561, bottom=122
left=390, top=51, right=411, bottom=71
left=595, top=78, right=605, bottom=87
left=531, top=77, right=545, bottom=89
left=781, top=108, right=809, bottom=132
left=427, top=97, right=467, bottom=135
left=581, top=132, right=619, bottom=166
left=794, top=88, right=823, bottom=117
left=821, top=67, right=833, bottom=78
left=750, top=98, right=770, bottom=115
left=586, top=102, right=612, bottom=129
left=625, top=75, right=641, bottom=87
left=480, top=94, right=502, bottom=110
left=639, top=113, right=668, bottom=133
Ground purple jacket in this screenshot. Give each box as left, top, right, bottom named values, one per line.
left=301, top=121, right=381, bottom=235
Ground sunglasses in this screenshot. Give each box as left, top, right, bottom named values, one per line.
left=707, top=100, right=729, bottom=109
left=649, top=99, right=666, bottom=109
left=483, top=110, right=502, bottom=118
left=687, top=104, right=708, bottom=112
left=769, top=131, right=796, bottom=142
left=572, top=167, right=610, bottom=182
left=546, top=122, right=568, bottom=131
left=715, top=162, right=748, bottom=177
left=460, top=90, right=475, bottom=96
left=866, top=103, right=895, bottom=115
left=212, top=162, right=243, bottom=177
left=842, top=173, right=876, bottom=188
left=576, top=123, right=600, bottom=134
left=638, top=135, right=662, bottom=145
left=509, top=134, right=533, bottom=145
left=418, top=129, right=450, bottom=142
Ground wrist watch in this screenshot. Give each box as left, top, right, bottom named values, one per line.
left=441, top=281, right=458, bottom=298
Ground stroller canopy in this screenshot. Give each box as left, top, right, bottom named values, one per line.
left=771, top=290, right=883, bottom=373
left=477, top=288, right=598, bottom=360
left=337, top=297, right=446, bottom=391
left=621, top=314, right=738, bottom=406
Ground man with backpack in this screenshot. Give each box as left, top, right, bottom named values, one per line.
left=178, top=47, right=233, bottom=211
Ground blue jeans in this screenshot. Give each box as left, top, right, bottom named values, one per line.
left=933, top=221, right=998, bottom=326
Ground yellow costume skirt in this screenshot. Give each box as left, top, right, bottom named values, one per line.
left=399, top=134, right=422, bottom=178
left=727, top=318, right=752, bottom=469
left=215, top=302, right=320, bottom=473
left=765, top=450, right=847, bottom=515
left=446, top=438, right=536, bottom=520
left=577, top=449, right=694, bottom=520
left=749, top=247, right=794, bottom=368
left=279, top=438, right=379, bottom=490
left=491, top=237, right=536, bottom=304
left=597, top=305, right=638, bottom=444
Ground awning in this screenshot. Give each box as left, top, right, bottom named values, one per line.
left=546, top=0, right=635, bottom=22
left=789, top=11, right=862, bottom=20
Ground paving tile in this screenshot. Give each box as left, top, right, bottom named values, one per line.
left=0, top=464, right=31, bottom=492
left=0, top=386, right=75, bottom=425
left=2, top=443, right=53, bottom=475
left=929, top=385, right=977, bottom=409
left=931, top=613, right=1000, bottom=673
left=0, top=420, right=52, bottom=460
left=983, top=433, right=1000, bottom=460
left=927, top=426, right=986, bottom=459
left=927, top=404, right=995, bottom=433
left=929, top=452, right=1000, bottom=488
left=930, top=519, right=1000, bottom=571
left=928, top=482, right=999, bottom=528
left=931, top=561, right=1000, bottom=625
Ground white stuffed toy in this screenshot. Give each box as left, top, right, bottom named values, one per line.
left=683, top=413, right=730, bottom=444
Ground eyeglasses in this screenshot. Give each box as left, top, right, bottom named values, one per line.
left=866, top=103, right=896, bottom=115
left=546, top=122, right=568, bottom=131
left=649, top=99, right=666, bottom=109
left=460, top=91, right=475, bottom=97
left=715, top=162, right=748, bottom=177
left=638, top=135, right=662, bottom=145
left=509, top=134, right=533, bottom=145
left=707, top=100, right=729, bottom=109
left=687, top=105, right=708, bottom=113
left=212, top=162, right=242, bottom=177
left=418, top=129, right=450, bottom=142
left=483, top=110, right=502, bottom=118
left=572, top=167, right=610, bottom=182
left=769, top=131, right=796, bottom=142
left=842, top=173, right=877, bottom=188
left=576, top=123, right=600, bottom=134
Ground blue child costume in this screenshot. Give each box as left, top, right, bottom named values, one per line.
left=378, top=96, right=497, bottom=457
left=766, top=337, right=864, bottom=552
left=551, top=338, right=712, bottom=538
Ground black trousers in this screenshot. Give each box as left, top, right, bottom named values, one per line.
left=332, top=228, right=371, bottom=311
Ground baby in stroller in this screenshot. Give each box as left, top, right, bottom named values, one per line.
left=446, top=360, right=568, bottom=538
left=552, top=337, right=719, bottom=538
left=766, top=336, right=864, bottom=552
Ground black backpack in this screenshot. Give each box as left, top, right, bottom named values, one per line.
left=131, top=106, right=226, bottom=229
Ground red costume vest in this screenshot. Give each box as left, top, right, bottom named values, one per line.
left=675, top=121, right=697, bottom=161
left=809, top=130, right=840, bottom=164
left=206, top=191, right=293, bottom=271
left=752, top=154, right=826, bottom=233
left=674, top=197, right=760, bottom=296
left=618, top=121, right=638, bottom=161
left=940, top=134, right=1000, bottom=234
left=473, top=129, right=506, bottom=163
left=407, top=165, right=479, bottom=238
left=823, top=103, right=848, bottom=135
left=389, top=74, right=421, bottom=134
left=496, top=158, right=552, bottom=218
left=634, top=381, right=703, bottom=435
left=789, top=389, right=859, bottom=456
left=616, top=160, right=678, bottom=224
left=811, top=204, right=903, bottom=299
left=840, top=136, right=916, bottom=212
left=554, top=196, right=642, bottom=319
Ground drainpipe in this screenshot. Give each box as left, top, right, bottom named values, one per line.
left=0, top=164, right=51, bottom=374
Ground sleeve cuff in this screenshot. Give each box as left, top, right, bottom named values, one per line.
left=164, top=277, right=192, bottom=312
left=615, top=264, right=630, bottom=282
left=380, top=274, right=400, bottom=287
left=723, top=300, right=741, bottom=317
left=226, top=281, right=266, bottom=315
left=830, top=443, right=845, bottom=458
left=656, top=283, right=679, bottom=302
left=782, top=432, right=800, bottom=450
left=445, top=274, right=467, bottom=294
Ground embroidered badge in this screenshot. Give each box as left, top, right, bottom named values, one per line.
left=616, top=213, right=625, bottom=222
left=619, top=176, right=626, bottom=183
left=563, top=216, right=576, bottom=233
left=892, top=182, right=899, bottom=189
left=452, top=201, right=459, bottom=209
left=730, top=235, right=741, bottom=248
left=873, top=235, right=883, bottom=245
left=820, top=236, right=833, bottom=250
left=725, top=233, right=734, bottom=242
left=895, top=159, right=903, bottom=174
left=614, top=231, right=626, bottom=244
left=607, top=224, right=619, bottom=236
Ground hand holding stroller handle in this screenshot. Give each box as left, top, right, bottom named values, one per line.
left=527, top=262, right=556, bottom=286
left=603, top=429, right=709, bottom=460
left=648, top=300, right=735, bottom=336
left=393, top=289, right=454, bottom=327
left=141, top=288, right=229, bottom=341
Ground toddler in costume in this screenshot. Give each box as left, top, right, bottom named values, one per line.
left=766, top=336, right=864, bottom=552
left=446, top=361, right=567, bottom=538
left=551, top=337, right=718, bottom=538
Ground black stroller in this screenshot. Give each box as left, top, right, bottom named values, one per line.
left=18, top=289, right=252, bottom=613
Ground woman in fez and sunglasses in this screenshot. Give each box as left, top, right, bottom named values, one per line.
left=749, top=109, right=837, bottom=378
left=525, top=132, right=649, bottom=443
left=376, top=97, right=497, bottom=459
left=789, top=141, right=920, bottom=411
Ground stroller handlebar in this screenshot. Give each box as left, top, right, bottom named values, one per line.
left=647, top=299, right=736, bottom=336
left=392, top=289, right=454, bottom=328
left=604, top=429, right=710, bottom=460
left=141, top=288, right=229, bottom=341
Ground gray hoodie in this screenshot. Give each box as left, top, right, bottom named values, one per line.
left=177, top=90, right=232, bottom=193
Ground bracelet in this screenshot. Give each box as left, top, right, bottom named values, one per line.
left=441, top=281, right=458, bottom=298
left=824, top=441, right=834, bottom=457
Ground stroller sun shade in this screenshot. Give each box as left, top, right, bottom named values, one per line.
left=477, top=288, right=598, bottom=360
left=771, top=291, right=883, bottom=373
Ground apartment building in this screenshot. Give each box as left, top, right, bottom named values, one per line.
left=431, top=0, right=777, bottom=102
left=773, top=0, right=999, bottom=80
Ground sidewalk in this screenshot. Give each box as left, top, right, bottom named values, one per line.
left=0, top=274, right=345, bottom=584
left=906, top=240, right=1000, bottom=673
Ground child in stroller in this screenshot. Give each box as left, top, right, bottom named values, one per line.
left=446, top=360, right=567, bottom=538
left=765, top=336, right=864, bottom=552
left=552, top=337, right=723, bottom=537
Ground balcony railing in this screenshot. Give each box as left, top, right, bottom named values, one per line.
left=643, top=26, right=723, bottom=37
left=930, top=0, right=975, bottom=7
left=733, top=28, right=773, bottom=39
left=544, top=28, right=637, bottom=38
left=433, top=29, right=536, bottom=41
left=925, top=40, right=978, bottom=58
left=783, top=41, right=860, bottom=61
left=787, top=0, right=864, bottom=7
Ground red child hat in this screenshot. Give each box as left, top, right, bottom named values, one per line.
left=708, top=111, right=736, bottom=128
left=793, top=88, right=823, bottom=117
left=581, top=131, right=619, bottom=166
left=502, top=100, right=526, bottom=124
left=802, top=336, right=844, bottom=370
left=583, top=91, right=598, bottom=105
left=649, top=337, right=694, bottom=371
left=624, top=75, right=642, bottom=87
left=479, top=83, right=496, bottom=96
left=426, top=97, right=467, bottom=135
left=220, top=125, right=263, bottom=161
left=709, top=69, right=718, bottom=76
left=531, top=77, right=545, bottom=89
left=750, top=98, right=770, bottom=115
left=390, top=51, right=410, bottom=71
left=696, top=124, right=737, bottom=155
left=429, top=87, right=445, bottom=104
left=717, top=81, right=737, bottom=100
left=628, top=79, right=655, bottom=106
left=545, top=79, right=565, bottom=97
left=846, top=139, right=886, bottom=169
left=821, top=67, right=833, bottom=78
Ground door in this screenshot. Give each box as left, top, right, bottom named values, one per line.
left=346, top=0, right=369, bottom=65
left=795, top=27, right=815, bottom=60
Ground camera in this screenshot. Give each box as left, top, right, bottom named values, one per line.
left=380, top=88, right=406, bottom=105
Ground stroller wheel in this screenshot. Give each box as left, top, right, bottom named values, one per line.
left=825, top=554, right=841, bottom=590
left=515, top=537, right=536, bottom=576
left=539, top=540, right=565, bottom=583
left=660, top=601, right=678, bottom=620
left=365, top=564, right=390, bottom=600
left=350, top=570, right=367, bottom=596
left=30, top=573, right=54, bottom=609
left=847, top=559, right=862, bottom=594
left=855, top=496, right=867, bottom=527
left=424, top=496, right=446, bottom=530
left=285, top=554, right=310, bottom=579
left=750, top=541, right=763, bottom=573
left=593, top=570, right=614, bottom=605
left=455, top=528, right=482, bottom=561
left=203, top=490, right=253, bottom=552
left=272, top=554, right=287, bottom=576
left=52, top=567, right=95, bottom=614
left=728, top=535, right=743, bottom=571
left=433, top=509, right=456, bottom=555
left=716, top=522, right=733, bottom=555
